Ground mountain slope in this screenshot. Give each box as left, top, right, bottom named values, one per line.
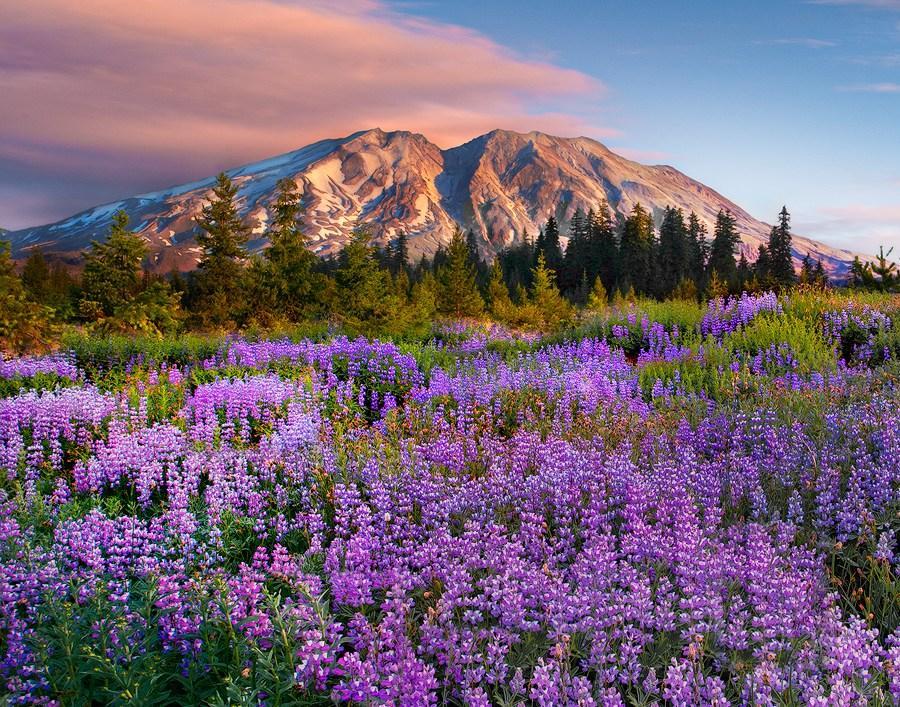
left=7, top=128, right=860, bottom=274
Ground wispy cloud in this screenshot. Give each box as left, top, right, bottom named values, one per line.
left=0, top=0, right=609, bottom=229
left=838, top=82, right=900, bottom=91
left=754, top=37, right=837, bottom=48
left=797, top=204, right=900, bottom=252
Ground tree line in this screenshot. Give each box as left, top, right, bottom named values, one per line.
left=2, top=172, right=897, bottom=353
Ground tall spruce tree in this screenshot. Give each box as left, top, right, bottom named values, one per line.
left=686, top=211, right=709, bottom=287
left=658, top=207, right=688, bottom=297
left=536, top=216, right=564, bottom=275
left=562, top=208, right=590, bottom=293
left=618, top=203, right=654, bottom=294
left=527, top=252, right=573, bottom=330
left=192, top=172, right=250, bottom=327
left=767, top=206, right=796, bottom=289
left=258, top=177, right=320, bottom=320
left=335, top=228, right=403, bottom=335
left=590, top=200, right=618, bottom=292
left=80, top=211, right=147, bottom=318
left=437, top=228, right=485, bottom=318
left=707, top=209, right=740, bottom=288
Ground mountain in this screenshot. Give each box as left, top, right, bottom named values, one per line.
left=6, top=128, right=860, bottom=274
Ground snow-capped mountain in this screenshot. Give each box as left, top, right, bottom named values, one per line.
left=6, top=128, right=860, bottom=274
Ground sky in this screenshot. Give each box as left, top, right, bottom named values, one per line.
left=1, top=0, right=898, bottom=253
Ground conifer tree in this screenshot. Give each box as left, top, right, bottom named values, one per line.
left=618, top=203, right=654, bottom=294
left=80, top=211, right=148, bottom=318
left=590, top=200, right=618, bottom=292
left=335, top=228, right=404, bottom=336
left=686, top=212, right=709, bottom=286
left=437, top=228, right=484, bottom=318
left=658, top=207, right=688, bottom=296
left=21, top=249, right=50, bottom=305
left=388, top=231, right=409, bottom=275
left=192, top=172, right=250, bottom=327
left=257, top=177, right=321, bottom=320
left=536, top=216, right=564, bottom=275
left=487, top=260, right=516, bottom=322
left=527, top=252, right=573, bottom=330
left=0, top=241, right=54, bottom=353
left=767, top=206, right=796, bottom=289
left=586, top=275, right=608, bottom=312
left=755, top=244, right=771, bottom=285
left=707, top=209, right=740, bottom=288
left=562, top=208, right=590, bottom=292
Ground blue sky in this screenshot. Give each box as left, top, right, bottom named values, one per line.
left=400, top=0, right=900, bottom=252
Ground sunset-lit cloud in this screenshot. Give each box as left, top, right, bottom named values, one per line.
left=0, top=0, right=607, bottom=228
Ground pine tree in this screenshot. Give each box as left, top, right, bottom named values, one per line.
left=658, top=207, right=688, bottom=297
left=686, top=212, right=709, bottom=286
left=0, top=241, right=55, bottom=353
left=81, top=210, right=147, bottom=318
left=618, top=203, right=654, bottom=294
left=800, top=254, right=814, bottom=285
left=437, top=228, right=484, bottom=318
left=21, top=249, right=50, bottom=304
left=257, top=177, right=320, bottom=320
left=562, top=208, right=590, bottom=293
left=192, top=172, right=250, bottom=328
left=335, top=228, right=404, bottom=336
left=590, top=200, right=618, bottom=292
left=389, top=231, right=409, bottom=275
left=586, top=276, right=608, bottom=312
left=537, top=215, right=564, bottom=275
left=767, top=206, right=796, bottom=289
left=526, top=252, right=573, bottom=330
left=487, top=260, right=517, bottom=322
left=707, top=209, right=740, bottom=288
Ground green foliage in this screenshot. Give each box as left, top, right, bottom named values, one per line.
left=436, top=228, right=484, bottom=318
left=586, top=276, right=608, bottom=313
left=618, top=203, right=655, bottom=295
left=191, top=173, right=251, bottom=328
left=522, top=252, right=574, bottom=331
left=0, top=240, right=56, bottom=354
left=707, top=209, right=740, bottom=287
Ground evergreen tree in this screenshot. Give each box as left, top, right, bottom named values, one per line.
left=686, top=212, right=709, bottom=286
left=800, top=254, right=814, bottom=285
left=562, top=208, right=590, bottom=293
left=80, top=211, right=148, bottom=319
left=813, top=259, right=828, bottom=288
left=388, top=231, right=409, bottom=275
left=536, top=216, right=564, bottom=275
left=707, top=209, right=740, bottom=288
left=755, top=244, right=771, bottom=285
left=487, top=260, right=517, bottom=322
left=586, top=276, right=608, bottom=312
left=658, top=207, right=688, bottom=297
left=256, top=177, right=321, bottom=321
left=335, top=228, right=404, bottom=336
left=526, top=252, right=573, bottom=330
left=437, top=228, right=485, bottom=318
left=870, top=246, right=898, bottom=291
left=618, top=203, right=654, bottom=294
left=192, top=172, right=250, bottom=328
left=767, top=206, right=796, bottom=289
left=0, top=241, right=55, bottom=353
left=737, top=253, right=752, bottom=290
left=21, top=249, right=50, bottom=305
left=590, top=200, right=618, bottom=293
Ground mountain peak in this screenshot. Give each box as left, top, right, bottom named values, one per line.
left=6, top=129, right=858, bottom=275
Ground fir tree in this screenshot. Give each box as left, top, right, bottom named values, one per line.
left=658, top=207, right=688, bottom=297
left=618, top=203, right=654, bottom=294
left=257, top=177, right=320, bottom=320
left=562, top=208, right=590, bottom=293
left=707, top=209, right=740, bottom=288
left=686, top=212, right=709, bottom=286
left=437, top=228, right=485, bottom=318
left=80, top=211, right=147, bottom=319
left=767, top=206, right=796, bottom=289
left=586, top=276, right=608, bottom=312
left=755, top=244, right=771, bottom=285
left=335, top=228, right=403, bottom=336
left=0, top=241, right=55, bottom=353
left=536, top=216, right=564, bottom=275
left=590, top=200, right=618, bottom=292
left=487, top=260, right=517, bottom=322
left=192, top=172, right=250, bottom=328
left=526, top=252, right=573, bottom=330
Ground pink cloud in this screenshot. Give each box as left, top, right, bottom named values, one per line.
left=0, top=0, right=610, bottom=228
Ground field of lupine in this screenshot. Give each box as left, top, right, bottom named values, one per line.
left=1, top=291, right=899, bottom=706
